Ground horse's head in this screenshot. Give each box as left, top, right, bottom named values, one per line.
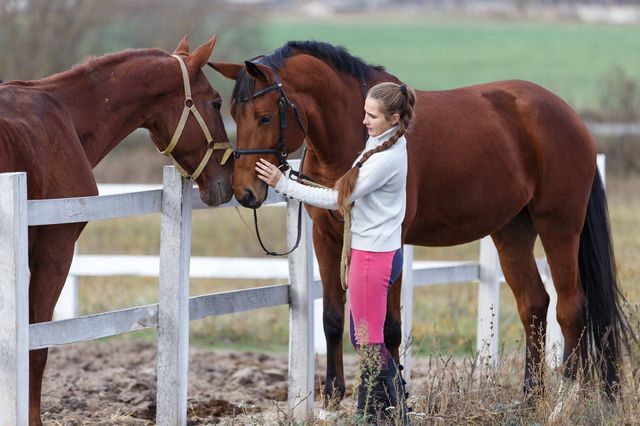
left=148, top=36, right=233, bottom=207
left=211, top=60, right=307, bottom=209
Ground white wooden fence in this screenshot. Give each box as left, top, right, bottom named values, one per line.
left=0, top=156, right=605, bottom=425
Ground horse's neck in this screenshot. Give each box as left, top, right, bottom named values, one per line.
left=40, top=58, right=164, bottom=167
left=303, top=80, right=365, bottom=171
left=305, top=74, right=401, bottom=177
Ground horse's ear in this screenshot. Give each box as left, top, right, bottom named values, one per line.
left=244, top=61, right=273, bottom=83
left=209, top=62, right=244, bottom=80
left=173, top=35, right=190, bottom=55
left=190, top=35, right=217, bottom=69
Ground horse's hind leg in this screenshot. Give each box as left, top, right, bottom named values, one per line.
left=28, top=223, right=86, bottom=426
left=492, top=208, right=549, bottom=396
left=383, top=274, right=403, bottom=362
left=533, top=215, right=584, bottom=382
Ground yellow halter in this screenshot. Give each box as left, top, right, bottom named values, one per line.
left=157, top=54, right=232, bottom=181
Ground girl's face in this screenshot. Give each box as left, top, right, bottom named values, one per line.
left=362, top=97, right=399, bottom=137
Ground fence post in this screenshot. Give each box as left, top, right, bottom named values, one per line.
left=477, top=236, right=501, bottom=368
left=400, top=244, right=414, bottom=384
left=0, top=172, right=30, bottom=425
left=287, top=201, right=315, bottom=420
left=156, top=166, right=192, bottom=425
left=543, top=261, right=563, bottom=367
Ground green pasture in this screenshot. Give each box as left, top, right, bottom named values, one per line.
left=213, top=15, right=640, bottom=113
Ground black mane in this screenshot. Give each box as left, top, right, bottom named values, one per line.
left=232, top=40, right=385, bottom=103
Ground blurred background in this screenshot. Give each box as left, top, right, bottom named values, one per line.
left=1, top=0, right=639, bottom=355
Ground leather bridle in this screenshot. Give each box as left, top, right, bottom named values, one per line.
left=235, top=66, right=310, bottom=256
left=233, top=69, right=307, bottom=172
left=158, top=54, right=233, bottom=181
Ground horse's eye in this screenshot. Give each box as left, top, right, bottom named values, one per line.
left=212, top=100, right=222, bottom=111
left=259, top=114, right=272, bottom=125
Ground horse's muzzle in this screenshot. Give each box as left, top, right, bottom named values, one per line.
left=237, top=188, right=263, bottom=209
left=200, top=176, right=233, bottom=207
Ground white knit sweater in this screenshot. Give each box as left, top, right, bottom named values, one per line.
left=274, top=126, right=407, bottom=252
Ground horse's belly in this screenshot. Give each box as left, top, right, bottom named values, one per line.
left=404, top=182, right=530, bottom=247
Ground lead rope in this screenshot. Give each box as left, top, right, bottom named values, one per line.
left=339, top=204, right=353, bottom=290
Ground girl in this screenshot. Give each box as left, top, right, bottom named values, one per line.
left=256, top=82, right=416, bottom=423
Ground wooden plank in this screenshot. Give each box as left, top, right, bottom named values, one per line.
left=400, top=245, right=414, bottom=383
left=287, top=202, right=315, bottom=420
left=30, top=304, right=158, bottom=350
left=156, top=167, right=192, bottom=425
left=28, top=190, right=162, bottom=225
left=0, top=172, right=30, bottom=426
left=33, top=285, right=288, bottom=349
left=189, top=285, right=289, bottom=321
left=96, top=183, right=286, bottom=210
left=191, top=185, right=286, bottom=210
left=412, top=261, right=480, bottom=286
left=28, top=181, right=288, bottom=226
left=68, top=255, right=294, bottom=279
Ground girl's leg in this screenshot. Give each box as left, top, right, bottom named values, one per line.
left=348, top=248, right=403, bottom=347
left=348, top=249, right=410, bottom=422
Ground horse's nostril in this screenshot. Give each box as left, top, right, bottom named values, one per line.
left=242, top=189, right=256, bottom=206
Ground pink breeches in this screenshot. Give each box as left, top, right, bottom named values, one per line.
left=348, top=248, right=403, bottom=346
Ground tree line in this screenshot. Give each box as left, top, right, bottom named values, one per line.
left=0, top=0, right=264, bottom=81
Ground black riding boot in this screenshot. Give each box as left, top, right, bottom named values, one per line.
left=356, top=344, right=411, bottom=425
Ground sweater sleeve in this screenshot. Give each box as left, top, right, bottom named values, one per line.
left=274, top=175, right=339, bottom=209
left=274, top=153, right=393, bottom=209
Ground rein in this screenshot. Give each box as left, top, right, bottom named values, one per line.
left=158, top=54, right=233, bottom=181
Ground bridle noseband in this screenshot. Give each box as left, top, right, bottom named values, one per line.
left=158, top=54, right=233, bottom=181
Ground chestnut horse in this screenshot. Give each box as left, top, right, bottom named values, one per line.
left=0, top=36, right=232, bottom=424
left=213, top=41, right=632, bottom=405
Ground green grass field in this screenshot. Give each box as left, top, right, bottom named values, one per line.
left=209, top=14, right=640, bottom=113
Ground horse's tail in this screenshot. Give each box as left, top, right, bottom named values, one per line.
left=578, top=169, right=633, bottom=392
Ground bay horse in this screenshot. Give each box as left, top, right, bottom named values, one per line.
left=213, top=41, right=632, bottom=406
left=0, top=36, right=232, bottom=425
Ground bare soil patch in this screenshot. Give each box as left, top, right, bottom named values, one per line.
left=43, top=340, right=424, bottom=425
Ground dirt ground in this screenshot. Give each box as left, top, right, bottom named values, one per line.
left=41, top=340, right=429, bottom=425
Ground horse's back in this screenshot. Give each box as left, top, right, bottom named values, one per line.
left=404, top=79, right=595, bottom=245
left=0, top=84, right=97, bottom=200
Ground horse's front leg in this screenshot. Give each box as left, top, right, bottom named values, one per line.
left=28, top=223, right=86, bottom=426
left=312, top=223, right=347, bottom=409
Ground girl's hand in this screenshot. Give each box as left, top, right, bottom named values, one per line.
left=255, top=158, right=283, bottom=187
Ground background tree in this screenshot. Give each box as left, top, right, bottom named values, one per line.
left=0, top=0, right=264, bottom=80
